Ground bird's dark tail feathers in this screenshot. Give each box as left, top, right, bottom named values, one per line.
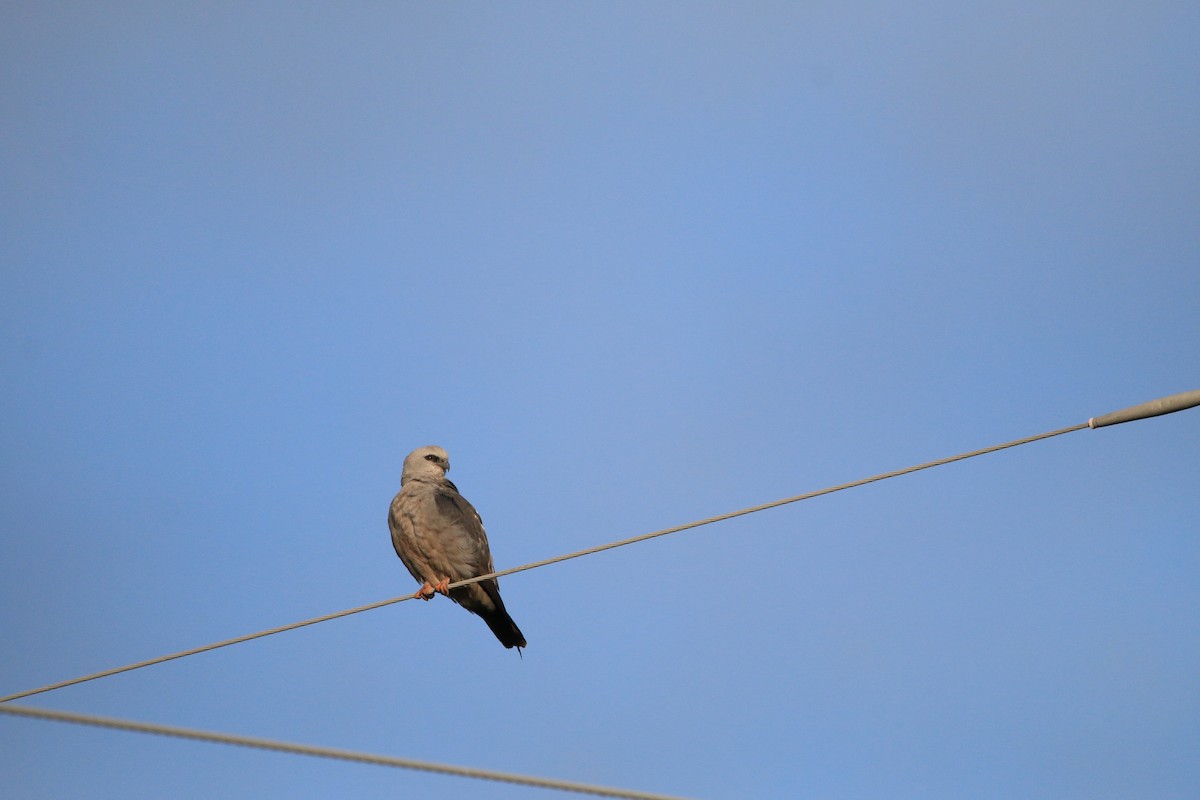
left=480, top=607, right=526, bottom=650
left=453, top=581, right=526, bottom=651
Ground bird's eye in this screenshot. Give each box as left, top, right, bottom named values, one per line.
left=424, top=454, right=438, bottom=462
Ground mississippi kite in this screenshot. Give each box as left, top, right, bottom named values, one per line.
left=389, top=446, right=526, bottom=650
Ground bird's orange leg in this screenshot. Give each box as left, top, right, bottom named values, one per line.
left=433, top=576, right=452, bottom=595
left=414, top=581, right=436, bottom=601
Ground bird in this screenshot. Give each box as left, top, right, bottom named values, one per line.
left=388, top=445, right=526, bottom=650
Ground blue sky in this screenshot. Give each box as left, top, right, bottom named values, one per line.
left=2, top=4, right=1198, bottom=798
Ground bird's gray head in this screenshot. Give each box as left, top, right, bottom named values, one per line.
left=401, top=445, right=450, bottom=484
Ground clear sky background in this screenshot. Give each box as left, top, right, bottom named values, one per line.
left=2, top=4, right=1198, bottom=799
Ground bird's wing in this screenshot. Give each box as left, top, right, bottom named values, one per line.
left=431, top=483, right=496, bottom=576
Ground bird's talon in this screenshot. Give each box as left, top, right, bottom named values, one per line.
left=414, top=582, right=436, bottom=601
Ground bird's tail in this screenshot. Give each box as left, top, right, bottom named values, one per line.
left=453, top=581, right=527, bottom=651
left=481, top=606, right=526, bottom=650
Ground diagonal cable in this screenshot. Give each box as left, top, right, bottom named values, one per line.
left=0, top=423, right=1083, bottom=702
left=0, top=703, right=691, bottom=800
left=2, top=389, right=1197, bottom=705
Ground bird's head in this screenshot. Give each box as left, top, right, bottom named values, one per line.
left=401, top=445, right=450, bottom=483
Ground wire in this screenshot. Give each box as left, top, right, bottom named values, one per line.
left=0, top=703, right=691, bottom=800
left=0, top=421, right=1089, bottom=705
left=0, top=596, right=413, bottom=704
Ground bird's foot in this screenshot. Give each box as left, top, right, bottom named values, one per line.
left=414, top=582, right=436, bottom=601
left=433, top=576, right=452, bottom=595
